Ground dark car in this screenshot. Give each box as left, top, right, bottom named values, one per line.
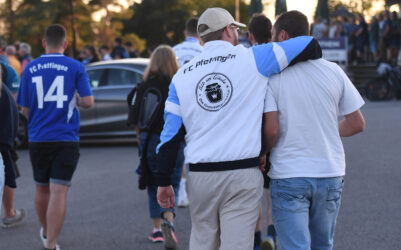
left=16, top=58, right=149, bottom=148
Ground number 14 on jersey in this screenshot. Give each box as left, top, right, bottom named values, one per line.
left=33, top=75, right=68, bottom=109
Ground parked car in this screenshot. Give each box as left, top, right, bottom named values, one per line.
left=16, top=58, right=149, bottom=148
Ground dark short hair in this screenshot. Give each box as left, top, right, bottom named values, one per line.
left=248, top=14, right=272, bottom=44
left=186, top=17, right=199, bottom=36
left=124, top=41, right=132, bottom=47
left=45, top=24, right=67, bottom=49
left=114, top=37, right=122, bottom=44
left=198, top=24, right=224, bottom=43
left=274, top=11, right=309, bottom=38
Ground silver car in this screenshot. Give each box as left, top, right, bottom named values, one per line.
left=80, top=58, right=148, bottom=139
left=16, top=58, right=149, bottom=148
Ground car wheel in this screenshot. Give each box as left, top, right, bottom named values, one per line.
left=15, top=112, right=28, bottom=149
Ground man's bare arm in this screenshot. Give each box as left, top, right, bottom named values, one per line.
left=339, top=109, right=365, bottom=137
left=261, top=111, right=279, bottom=155
left=76, top=94, right=94, bottom=108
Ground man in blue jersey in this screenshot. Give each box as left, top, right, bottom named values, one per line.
left=17, top=24, right=94, bottom=250
left=156, top=7, right=322, bottom=250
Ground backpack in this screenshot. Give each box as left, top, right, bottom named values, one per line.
left=127, top=82, right=163, bottom=131
left=137, top=87, right=163, bottom=130
left=126, top=85, right=138, bottom=126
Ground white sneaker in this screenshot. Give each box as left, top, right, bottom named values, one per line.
left=40, top=227, right=61, bottom=250
left=178, top=196, right=189, bottom=208
left=178, top=178, right=189, bottom=207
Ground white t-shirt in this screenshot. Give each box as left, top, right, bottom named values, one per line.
left=173, top=37, right=203, bottom=67
left=312, top=22, right=327, bottom=39
left=264, top=58, right=365, bottom=179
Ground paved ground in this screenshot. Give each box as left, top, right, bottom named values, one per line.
left=1, top=99, right=400, bottom=250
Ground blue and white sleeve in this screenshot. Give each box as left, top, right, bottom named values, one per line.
left=252, top=36, right=322, bottom=77
left=155, top=82, right=186, bottom=186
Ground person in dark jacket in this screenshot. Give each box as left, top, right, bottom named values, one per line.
left=132, top=45, right=184, bottom=249
left=0, top=64, right=26, bottom=228
left=0, top=81, right=19, bottom=217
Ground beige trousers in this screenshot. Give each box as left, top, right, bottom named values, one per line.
left=187, top=167, right=263, bottom=250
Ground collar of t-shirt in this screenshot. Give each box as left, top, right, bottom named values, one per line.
left=203, top=40, right=233, bottom=51
left=185, top=36, right=200, bottom=43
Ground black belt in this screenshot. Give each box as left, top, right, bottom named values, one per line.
left=189, top=157, right=260, bottom=172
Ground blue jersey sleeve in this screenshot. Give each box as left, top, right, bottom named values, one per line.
left=76, top=63, right=92, bottom=97
left=16, top=70, right=29, bottom=108
left=155, top=82, right=186, bottom=186
left=3, top=63, right=20, bottom=93
left=252, top=36, right=321, bottom=77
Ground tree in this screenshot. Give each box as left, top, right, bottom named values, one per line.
left=328, top=0, right=374, bottom=15
left=315, top=0, right=329, bottom=20
left=275, top=0, right=287, bottom=17
left=249, top=0, right=263, bottom=17
left=123, top=0, right=249, bottom=50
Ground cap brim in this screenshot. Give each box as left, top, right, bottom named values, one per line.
left=233, top=21, right=246, bottom=28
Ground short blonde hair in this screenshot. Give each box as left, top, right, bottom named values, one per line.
left=143, top=45, right=178, bottom=81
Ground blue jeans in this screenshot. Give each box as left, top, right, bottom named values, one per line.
left=270, top=177, right=344, bottom=250
left=140, top=132, right=184, bottom=219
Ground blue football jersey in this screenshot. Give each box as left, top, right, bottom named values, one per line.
left=17, top=53, right=92, bottom=142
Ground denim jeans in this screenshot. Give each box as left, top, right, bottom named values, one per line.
left=270, top=177, right=344, bottom=250
left=140, top=132, right=184, bottom=219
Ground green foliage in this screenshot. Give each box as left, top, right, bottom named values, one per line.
left=123, top=0, right=249, bottom=49
left=0, top=0, right=251, bottom=57
left=328, top=0, right=375, bottom=15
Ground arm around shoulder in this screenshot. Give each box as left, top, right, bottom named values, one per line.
left=339, top=109, right=365, bottom=137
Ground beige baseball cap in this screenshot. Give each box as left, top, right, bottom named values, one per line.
left=198, top=7, right=246, bottom=37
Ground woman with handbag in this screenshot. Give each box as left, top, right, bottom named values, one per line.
left=132, top=45, right=184, bottom=250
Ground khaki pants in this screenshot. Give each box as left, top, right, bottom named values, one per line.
left=187, top=167, right=263, bottom=250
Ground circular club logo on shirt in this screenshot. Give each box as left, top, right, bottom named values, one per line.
left=196, top=73, right=233, bottom=111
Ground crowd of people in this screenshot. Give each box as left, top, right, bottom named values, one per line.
left=0, top=6, right=367, bottom=250
left=310, top=10, right=401, bottom=65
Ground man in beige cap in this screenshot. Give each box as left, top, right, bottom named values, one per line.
left=156, top=7, right=322, bottom=250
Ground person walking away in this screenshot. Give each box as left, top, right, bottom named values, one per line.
left=0, top=73, right=19, bottom=220
left=173, top=16, right=204, bottom=208
left=355, top=14, right=369, bottom=63
left=173, top=17, right=204, bottom=67
left=378, top=11, right=392, bottom=62
left=369, top=15, right=380, bottom=62
left=156, top=7, right=322, bottom=250
left=6, top=45, right=22, bottom=76
left=132, top=45, right=184, bottom=250
left=247, top=13, right=277, bottom=250
left=18, top=42, right=33, bottom=72
left=311, top=17, right=327, bottom=39
left=0, top=61, right=26, bottom=229
left=99, top=45, right=112, bottom=61
left=111, top=37, right=129, bottom=59
left=265, top=11, right=365, bottom=250
left=79, top=45, right=100, bottom=65
left=17, top=24, right=94, bottom=250
left=389, top=11, right=400, bottom=65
